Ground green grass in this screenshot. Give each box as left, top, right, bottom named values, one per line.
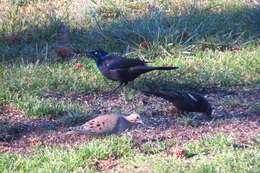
left=0, top=134, right=258, bottom=172
left=0, top=135, right=134, bottom=172
left=0, top=48, right=258, bottom=117
left=1, top=1, right=259, bottom=116
left=0, top=0, right=260, bottom=172
left=249, top=104, right=260, bottom=114
left=223, top=97, right=249, bottom=109
left=113, top=134, right=260, bottom=173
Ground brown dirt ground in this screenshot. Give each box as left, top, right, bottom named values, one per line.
left=0, top=86, right=259, bottom=153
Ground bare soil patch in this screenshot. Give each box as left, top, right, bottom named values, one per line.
left=0, top=87, right=259, bottom=153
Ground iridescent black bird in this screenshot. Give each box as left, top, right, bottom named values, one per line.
left=144, top=87, right=212, bottom=117
left=85, top=49, right=179, bottom=91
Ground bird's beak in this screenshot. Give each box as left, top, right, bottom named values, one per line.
left=137, top=120, right=144, bottom=125
left=84, top=51, right=93, bottom=58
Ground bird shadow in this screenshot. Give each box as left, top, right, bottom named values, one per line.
left=129, top=78, right=236, bottom=96
left=0, top=111, right=94, bottom=142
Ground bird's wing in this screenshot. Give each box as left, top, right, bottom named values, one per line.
left=105, top=56, right=146, bottom=70
left=187, top=93, right=198, bottom=102
left=165, top=91, right=199, bottom=102
left=151, top=90, right=195, bottom=104
left=83, top=115, right=119, bottom=134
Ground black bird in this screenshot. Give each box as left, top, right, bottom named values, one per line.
left=85, top=49, right=179, bottom=91
left=144, top=87, right=212, bottom=117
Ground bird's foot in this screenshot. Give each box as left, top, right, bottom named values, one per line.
left=108, top=82, right=128, bottom=93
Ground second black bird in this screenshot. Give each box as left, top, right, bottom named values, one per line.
left=144, top=86, right=212, bottom=117
left=85, top=49, right=179, bottom=90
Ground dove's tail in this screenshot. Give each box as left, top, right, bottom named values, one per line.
left=69, top=127, right=96, bottom=134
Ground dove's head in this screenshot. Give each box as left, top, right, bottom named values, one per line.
left=126, top=113, right=144, bottom=125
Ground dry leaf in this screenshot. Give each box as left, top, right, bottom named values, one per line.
left=54, top=47, right=72, bottom=58
left=74, top=63, right=84, bottom=70
left=232, top=48, right=240, bottom=53
left=30, top=138, right=41, bottom=146
left=90, top=158, right=117, bottom=171
left=174, top=149, right=188, bottom=158
left=140, top=41, right=151, bottom=49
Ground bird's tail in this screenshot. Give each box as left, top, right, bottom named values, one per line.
left=149, top=66, right=179, bottom=70
left=131, top=66, right=178, bottom=75
left=69, top=126, right=95, bottom=134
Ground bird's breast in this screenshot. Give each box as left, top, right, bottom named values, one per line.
left=97, top=64, right=102, bottom=71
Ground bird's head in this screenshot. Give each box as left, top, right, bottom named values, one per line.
left=126, top=113, right=144, bottom=125
left=85, top=49, right=108, bottom=60
left=190, top=93, right=213, bottom=117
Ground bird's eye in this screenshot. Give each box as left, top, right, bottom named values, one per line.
left=93, top=51, right=98, bottom=55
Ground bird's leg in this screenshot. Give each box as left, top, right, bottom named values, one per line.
left=109, top=82, right=127, bottom=93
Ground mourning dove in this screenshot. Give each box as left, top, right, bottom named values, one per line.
left=69, top=113, right=143, bottom=135
left=144, top=86, right=212, bottom=117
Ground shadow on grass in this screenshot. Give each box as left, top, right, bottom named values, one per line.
left=0, top=120, right=57, bottom=142
left=0, top=3, right=260, bottom=63
left=0, top=111, right=93, bottom=142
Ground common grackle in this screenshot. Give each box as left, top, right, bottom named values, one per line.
left=144, top=87, right=212, bottom=117
left=85, top=49, right=179, bottom=91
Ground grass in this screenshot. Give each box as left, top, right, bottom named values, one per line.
left=0, top=0, right=260, bottom=172
left=223, top=97, right=248, bottom=109
left=1, top=48, right=258, bottom=116
left=250, top=104, right=260, bottom=114
left=0, top=134, right=259, bottom=172
left=0, top=136, right=134, bottom=172
left=0, top=47, right=259, bottom=116
left=115, top=134, right=259, bottom=173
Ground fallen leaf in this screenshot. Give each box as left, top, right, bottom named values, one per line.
left=232, top=47, right=241, bottom=53
left=140, top=41, right=151, bottom=48
left=54, top=47, right=72, bottom=58
left=174, top=149, right=188, bottom=158
left=90, top=158, right=117, bottom=171
left=30, top=138, right=41, bottom=146
left=74, top=63, right=84, bottom=70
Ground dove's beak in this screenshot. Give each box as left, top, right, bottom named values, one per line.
left=137, top=120, right=144, bottom=125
